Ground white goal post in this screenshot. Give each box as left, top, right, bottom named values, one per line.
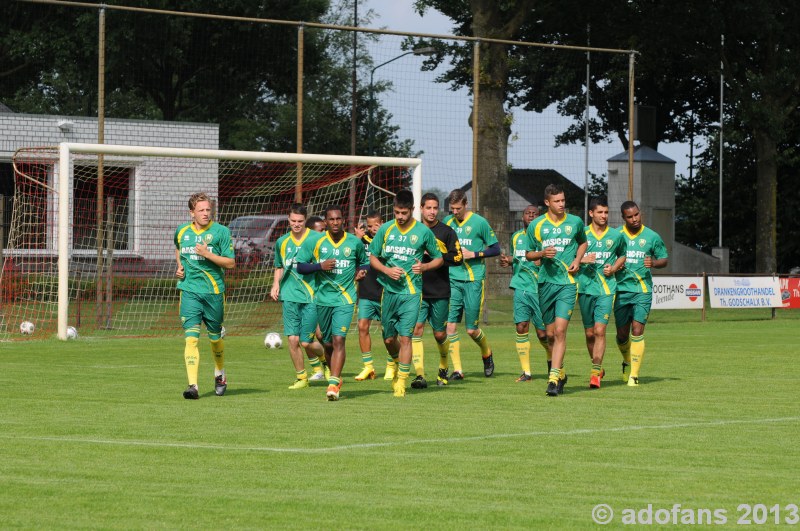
left=7, top=143, right=422, bottom=340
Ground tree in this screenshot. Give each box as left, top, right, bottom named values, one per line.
left=414, top=0, right=535, bottom=240
left=713, top=1, right=800, bottom=273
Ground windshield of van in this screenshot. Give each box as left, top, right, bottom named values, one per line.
left=229, top=218, right=274, bottom=239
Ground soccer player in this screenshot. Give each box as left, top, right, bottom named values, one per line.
left=353, top=211, right=384, bottom=382
left=369, top=190, right=443, bottom=397
left=525, top=184, right=587, bottom=396
left=411, top=193, right=462, bottom=388
left=576, top=197, right=626, bottom=389
left=270, top=204, right=327, bottom=389
left=614, top=201, right=668, bottom=386
left=498, top=204, right=551, bottom=382
left=443, top=189, right=500, bottom=380
left=306, top=216, right=326, bottom=233
left=174, top=192, right=235, bottom=399
left=296, top=205, right=368, bottom=401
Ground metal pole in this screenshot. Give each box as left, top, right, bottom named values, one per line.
left=96, top=6, right=106, bottom=328
left=584, top=26, right=590, bottom=223
left=296, top=25, right=304, bottom=203
left=105, top=196, right=114, bottom=329
left=627, top=52, right=635, bottom=200
left=472, top=40, right=480, bottom=211
left=348, top=1, right=358, bottom=227
left=719, top=34, right=724, bottom=248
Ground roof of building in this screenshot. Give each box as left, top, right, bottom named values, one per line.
left=608, top=144, right=675, bottom=164
left=458, top=168, right=584, bottom=209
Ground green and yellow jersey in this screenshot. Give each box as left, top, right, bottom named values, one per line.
left=615, top=225, right=668, bottom=294
left=274, top=228, right=321, bottom=304
left=508, top=229, right=539, bottom=292
left=298, top=231, right=368, bottom=306
left=576, top=225, right=626, bottom=296
left=444, top=211, right=498, bottom=282
left=369, top=219, right=442, bottom=295
left=174, top=221, right=234, bottom=294
left=526, top=212, right=586, bottom=286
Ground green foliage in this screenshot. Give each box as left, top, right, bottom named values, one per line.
left=1, top=317, right=799, bottom=526
left=0, top=0, right=415, bottom=158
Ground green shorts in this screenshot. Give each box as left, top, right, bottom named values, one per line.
left=358, top=298, right=382, bottom=321
left=317, top=304, right=355, bottom=343
left=381, top=292, right=421, bottom=339
left=447, top=280, right=484, bottom=330
left=578, top=293, right=614, bottom=328
left=179, top=290, right=225, bottom=336
left=282, top=300, right=318, bottom=343
left=614, top=291, right=652, bottom=326
left=417, top=298, right=448, bottom=332
left=513, top=289, right=545, bottom=331
left=538, top=282, right=577, bottom=325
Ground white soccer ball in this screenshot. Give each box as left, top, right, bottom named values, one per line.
left=20, top=321, right=35, bottom=335
left=66, top=326, right=78, bottom=340
left=264, top=332, right=282, bottom=349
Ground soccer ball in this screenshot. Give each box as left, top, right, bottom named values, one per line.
left=264, top=332, right=282, bottom=349
left=20, top=321, right=35, bottom=335
left=66, top=326, right=78, bottom=340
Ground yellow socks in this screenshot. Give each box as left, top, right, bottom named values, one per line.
left=184, top=336, right=199, bottom=386
left=472, top=329, right=492, bottom=358
left=448, top=333, right=462, bottom=373
left=412, top=336, right=425, bottom=377
left=210, top=338, right=225, bottom=377
left=516, top=332, right=531, bottom=375
left=436, top=337, right=449, bottom=370
left=630, top=334, right=645, bottom=378
left=617, top=336, right=632, bottom=364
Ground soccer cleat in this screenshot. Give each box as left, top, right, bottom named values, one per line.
left=410, top=375, right=428, bottom=389
left=589, top=374, right=601, bottom=389
left=556, top=374, right=568, bottom=394
left=436, top=368, right=448, bottom=386
left=545, top=381, right=559, bottom=396
left=326, top=383, right=341, bottom=401
left=214, top=375, right=227, bottom=396
left=627, top=376, right=639, bottom=387
left=392, top=380, right=406, bottom=398
left=183, top=385, right=199, bottom=400
left=324, top=364, right=331, bottom=382
left=447, top=370, right=464, bottom=381
left=482, top=353, right=495, bottom=377
left=622, top=362, right=630, bottom=383
left=354, top=366, right=376, bottom=381
left=308, top=371, right=326, bottom=381
left=383, top=363, right=397, bottom=381
left=288, top=378, right=310, bottom=390
left=516, top=372, right=532, bottom=382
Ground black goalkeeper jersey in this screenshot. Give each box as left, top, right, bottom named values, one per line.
left=357, top=234, right=383, bottom=301
left=422, top=221, right=463, bottom=299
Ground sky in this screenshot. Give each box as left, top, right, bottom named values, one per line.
left=359, top=1, right=694, bottom=191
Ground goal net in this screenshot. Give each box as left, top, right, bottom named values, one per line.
left=1, top=144, right=421, bottom=340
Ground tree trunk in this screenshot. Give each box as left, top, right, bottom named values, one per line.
left=753, top=129, right=777, bottom=273
left=473, top=40, right=511, bottom=241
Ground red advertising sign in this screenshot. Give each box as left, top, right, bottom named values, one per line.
left=779, top=277, right=800, bottom=309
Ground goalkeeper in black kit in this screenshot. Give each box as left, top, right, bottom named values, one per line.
left=410, top=193, right=463, bottom=388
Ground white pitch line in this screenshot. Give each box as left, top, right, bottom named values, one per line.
left=1, top=416, right=797, bottom=454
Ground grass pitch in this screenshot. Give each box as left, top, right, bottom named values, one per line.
left=1, top=311, right=799, bottom=529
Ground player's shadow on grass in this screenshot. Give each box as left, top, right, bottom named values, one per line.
left=341, top=388, right=395, bottom=399
left=560, top=375, right=681, bottom=395
left=204, top=387, right=264, bottom=397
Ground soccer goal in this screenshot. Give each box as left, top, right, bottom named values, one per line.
left=1, top=143, right=421, bottom=340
